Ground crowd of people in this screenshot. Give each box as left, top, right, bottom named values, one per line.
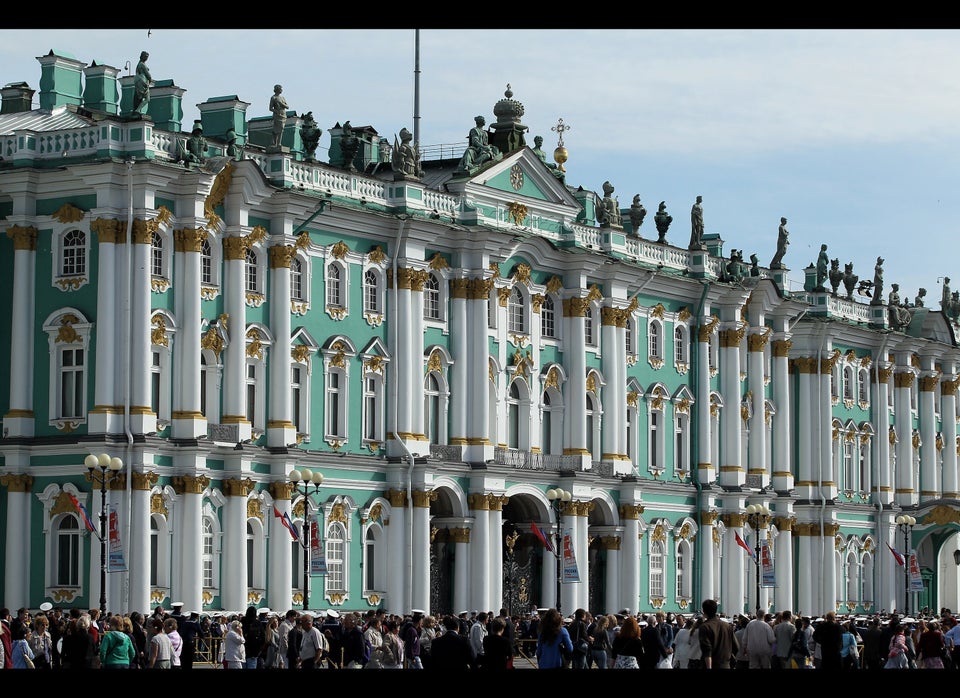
left=1, top=600, right=958, bottom=670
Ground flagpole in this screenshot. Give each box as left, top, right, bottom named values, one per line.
left=547, top=488, right=571, bottom=616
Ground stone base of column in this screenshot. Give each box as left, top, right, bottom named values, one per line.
left=88, top=408, right=126, bottom=435
left=128, top=409, right=158, bottom=436
left=610, top=457, right=634, bottom=477
left=461, top=441, right=494, bottom=465
left=386, top=432, right=431, bottom=459
left=266, top=421, right=298, bottom=448
left=171, top=412, right=208, bottom=439
left=2, top=412, right=34, bottom=438
left=772, top=473, right=794, bottom=493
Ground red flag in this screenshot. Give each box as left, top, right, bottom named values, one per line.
left=274, top=506, right=300, bottom=542
left=735, top=531, right=755, bottom=558
left=531, top=522, right=554, bottom=553
left=887, top=542, right=905, bottom=567
left=68, top=493, right=98, bottom=535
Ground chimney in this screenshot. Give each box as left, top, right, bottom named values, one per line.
left=1, top=82, right=36, bottom=114
left=37, top=49, right=85, bottom=110
left=197, top=94, right=250, bottom=144
left=82, top=61, right=120, bottom=114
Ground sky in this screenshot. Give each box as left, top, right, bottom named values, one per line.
left=1, top=28, right=958, bottom=303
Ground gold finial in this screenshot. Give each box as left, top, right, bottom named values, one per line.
left=551, top=118, right=570, bottom=172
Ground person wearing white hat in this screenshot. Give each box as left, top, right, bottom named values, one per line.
left=298, top=613, right=329, bottom=669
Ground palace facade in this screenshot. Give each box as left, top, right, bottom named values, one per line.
left=2, top=48, right=960, bottom=619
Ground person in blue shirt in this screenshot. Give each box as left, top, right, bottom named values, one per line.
left=535, top=609, right=572, bottom=670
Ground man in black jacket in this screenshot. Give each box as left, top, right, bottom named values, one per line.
left=812, top=611, right=843, bottom=670
left=640, top=613, right=671, bottom=669
left=429, top=615, right=475, bottom=669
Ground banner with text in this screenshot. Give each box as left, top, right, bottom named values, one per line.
left=908, top=551, right=924, bottom=592
left=760, top=539, right=775, bottom=587
left=107, top=505, right=128, bottom=572
left=309, top=517, right=327, bottom=576
left=561, top=528, right=581, bottom=583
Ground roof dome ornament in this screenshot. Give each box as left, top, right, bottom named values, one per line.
left=490, top=83, right=528, bottom=154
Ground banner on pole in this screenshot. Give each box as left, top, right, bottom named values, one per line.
left=908, top=551, right=923, bottom=592
left=561, top=528, right=581, bottom=583
left=107, top=505, right=127, bottom=572
left=309, top=517, right=326, bottom=576
left=760, top=539, right=775, bottom=587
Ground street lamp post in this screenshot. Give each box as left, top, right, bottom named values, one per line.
left=896, top=514, right=916, bottom=616
left=745, top=504, right=771, bottom=617
left=546, top=488, right=571, bottom=616
left=84, top=453, right=124, bottom=617
left=289, top=468, right=324, bottom=611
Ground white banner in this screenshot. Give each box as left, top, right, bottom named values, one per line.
left=107, top=505, right=127, bottom=572
left=561, top=528, right=580, bottom=583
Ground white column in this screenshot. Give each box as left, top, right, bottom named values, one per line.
left=796, top=530, right=814, bottom=616
left=771, top=338, right=792, bottom=491
left=600, top=311, right=620, bottom=463
left=128, top=474, right=152, bottom=614
left=464, top=279, right=492, bottom=462
left=412, top=491, right=432, bottom=613
left=385, top=490, right=407, bottom=614
left=221, top=478, right=250, bottom=612
left=696, top=322, right=714, bottom=483
left=722, top=521, right=747, bottom=615
left=540, top=521, right=557, bottom=610
left=2, top=476, right=31, bottom=608
left=469, top=494, right=490, bottom=610
left=604, top=537, right=620, bottom=614
left=221, top=237, right=250, bottom=438
left=796, top=362, right=815, bottom=498
left=573, top=503, right=589, bottom=612
left=172, top=228, right=206, bottom=438
left=894, top=370, right=915, bottom=507
left=269, top=490, right=294, bottom=613
left=620, top=506, right=641, bottom=613
left=563, top=297, right=588, bottom=457
left=129, top=223, right=154, bottom=434
left=874, top=366, right=893, bottom=503
left=818, top=361, right=837, bottom=500
left=718, top=325, right=744, bottom=488
left=174, top=473, right=205, bottom=613
left=4, top=226, right=37, bottom=437
left=410, top=276, right=427, bottom=451
left=918, top=372, right=939, bottom=501
left=452, top=527, right=470, bottom=615
left=748, top=331, right=769, bottom=485
left=822, top=523, right=839, bottom=614
left=773, top=517, right=795, bottom=615
left=942, top=375, right=959, bottom=498
left=489, top=500, right=505, bottom=612
left=449, top=280, right=469, bottom=445
left=90, top=222, right=118, bottom=433
left=267, top=244, right=296, bottom=448
left=700, top=512, right=717, bottom=602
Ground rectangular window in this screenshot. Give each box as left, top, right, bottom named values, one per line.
left=246, top=364, right=257, bottom=423
left=291, top=366, right=303, bottom=433
left=541, top=298, right=555, bottom=338
left=327, top=532, right=344, bottom=591
left=363, top=376, right=378, bottom=441
left=57, top=532, right=79, bottom=586
left=60, top=347, right=85, bottom=419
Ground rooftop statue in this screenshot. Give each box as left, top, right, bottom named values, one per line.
left=132, top=50, right=152, bottom=116
left=457, top=115, right=502, bottom=175
left=391, top=127, right=423, bottom=179
left=628, top=195, right=646, bottom=237
left=914, top=287, right=926, bottom=308
left=225, top=127, right=242, bottom=161
left=689, top=195, right=705, bottom=250
left=842, top=263, right=858, bottom=300
left=770, top=217, right=789, bottom=269
left=300, top=112, right=322, bottom=162
left=269, top=84, right=288, bottom=150
left=338, top=121, right=360, bottom=172
left=598, top=181, right=622, bottom=227
left=870, top=256, right=884, bottom=306
left=829, top=258, right=843, bottom=296
left=888, top=283, right=913, bottom=331
left=177, top=121, right=206, bottom=169
left=654, top=201, right=672, bottom=244
left=814, top=244, right=829, bottom=292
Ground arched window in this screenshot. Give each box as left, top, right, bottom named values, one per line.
left=291, top=257, right=304, bottom=301
left=325, top=523, right=347, bottom=593
left=363, top=269, right=381, bottom=314
left=508, top=287, right=526, bottom=334
left=586, top=392, right=599, bottom=461
left=541, top=296, right=557, bottom=338
left=245, top=248, right=259, bottom=293
left=541, top=388, right=562, bottom=456
left=674, top=326, right=688, bottom=366
left=150, top=517, right=160, bottom=586
left=648, top=320, right=662, bottom=360
left=326, top=264, right=343, bottom=308
left=200, top=238, right=213, bottom=285
left=151, top=231, right=164, bottom=277
left=649, top=540, right=665, bottom=598
left=61, top=229, right=86, bottom=276
left=55, top=515, right=81, bottom=586
left=507, top=380, right=523, bottom=449
left=423, top=274, right=441, bottom=320
left=843, top=365, right=855, bottom=402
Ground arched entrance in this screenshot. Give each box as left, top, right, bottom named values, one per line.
left=501, top=494, right=547, bottom=616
